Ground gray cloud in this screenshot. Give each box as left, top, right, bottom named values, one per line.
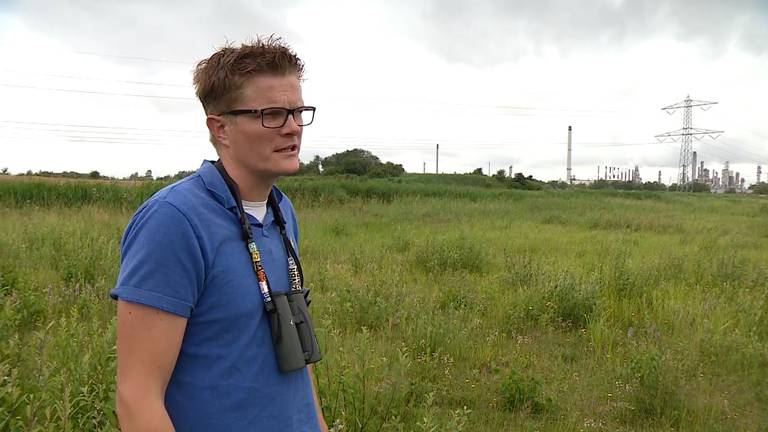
left=397, top=0, right=768, bottom=65
left=14, top=0, right=302, bottom=66
left=14, top=0, right=768, bottom=70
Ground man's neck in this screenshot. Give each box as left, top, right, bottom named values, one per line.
left=219, top=159, right=275, bottom=202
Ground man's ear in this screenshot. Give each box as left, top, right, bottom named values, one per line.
left=206, top=115, right=229, bottom=148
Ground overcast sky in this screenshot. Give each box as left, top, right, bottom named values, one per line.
left=1, top=0, right=766, bottom=183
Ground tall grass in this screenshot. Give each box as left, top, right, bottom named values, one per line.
left=1, top=177, right=767, bottom=430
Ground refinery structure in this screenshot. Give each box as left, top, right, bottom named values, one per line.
left=691, top=155, right=757, bottom=193
left=563, top=96, right=765, bottom=192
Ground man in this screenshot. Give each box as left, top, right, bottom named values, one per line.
left=111, top=37, right=327, bottom=431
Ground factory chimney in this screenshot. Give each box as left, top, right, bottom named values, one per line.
left=567, top=126, right=572, bottom=184
left=692, top=151, right=697, bottom=183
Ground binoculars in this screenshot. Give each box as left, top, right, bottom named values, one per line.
left=268, top=288, right=322, bottom=372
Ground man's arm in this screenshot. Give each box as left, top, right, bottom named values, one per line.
left=307, top=364, right=328, bottom=432
left=115, top=300, right=188, bottom=432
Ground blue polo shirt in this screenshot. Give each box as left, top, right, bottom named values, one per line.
left=111, top=160, right=318, bottom=431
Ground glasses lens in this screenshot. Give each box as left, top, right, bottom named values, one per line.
left=297, top=107, right=315, bottom=126
left=261, top=108, right=288, bottom=128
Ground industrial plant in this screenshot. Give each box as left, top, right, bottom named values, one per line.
left=563, top=96, right=765, bottom=192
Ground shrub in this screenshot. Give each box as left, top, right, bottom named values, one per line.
left=500, top=369, right=554, bottom=415
left=546, top=272, right=596, bottom=328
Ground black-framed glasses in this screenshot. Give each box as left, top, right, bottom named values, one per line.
left=219, top=106, right=316, bottom=128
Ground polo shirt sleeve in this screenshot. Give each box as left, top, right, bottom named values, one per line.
left=110, top=199, right=205, bottom=318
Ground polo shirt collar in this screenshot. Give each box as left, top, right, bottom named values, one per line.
left=197, top=160, right=232, bottom=208
left=197, top=160, right=284, bottom=226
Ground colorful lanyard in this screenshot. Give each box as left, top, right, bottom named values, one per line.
left=213, top=161, right=304, bottom=313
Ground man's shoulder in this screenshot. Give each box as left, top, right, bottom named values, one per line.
left=136, top=173, right=216, bottom=219
left=153, top=173, right=207, bottom=207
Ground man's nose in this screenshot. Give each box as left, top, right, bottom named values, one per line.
left=281, top=113, right=301, bottom=134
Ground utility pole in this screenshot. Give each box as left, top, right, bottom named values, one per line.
left=423, top=162, right=426, bottom=174
left=488, top=162, right=491, bottom=176
left=435, top=144, right=439, bottom=174
left=758, top=165, right=762, bottom=184
left=656, top=95, right=723, bottom=192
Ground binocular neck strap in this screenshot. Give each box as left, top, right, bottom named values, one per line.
left=213, top=160, right=304, bottom=293
left=267, top=192, right=305, bottom=289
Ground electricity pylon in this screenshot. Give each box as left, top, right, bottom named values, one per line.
left=655, top=95, right=723, bottom=191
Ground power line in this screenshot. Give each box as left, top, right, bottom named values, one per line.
left=696, top=140, right=765, bottom=165
left=0, top=69, right=191, bottom=88
left=0, top=124, right=205, bottom=139
left=72, top=50, right=191, bottom=65
left=0, top=120, right=203, bottom=134
left=0, top=122, right=681, bottom=151
left=0, top=83, right=195, bottom=100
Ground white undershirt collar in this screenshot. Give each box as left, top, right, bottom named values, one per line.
left=242, top=199, right=267, bottom=222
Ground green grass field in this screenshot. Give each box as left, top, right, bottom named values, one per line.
left=1, top=176, right=767, bottom=431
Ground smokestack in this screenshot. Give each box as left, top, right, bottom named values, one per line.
left=692, top=151, right=697, bottom=183
left=567, top=126, right=572, bottom=184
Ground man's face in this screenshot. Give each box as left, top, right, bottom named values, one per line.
left=220, top=74, right=304, bottom=182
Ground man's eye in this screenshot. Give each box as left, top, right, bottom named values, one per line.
left=263, top=110, right=285, bottom=120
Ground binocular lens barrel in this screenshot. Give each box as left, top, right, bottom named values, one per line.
left=269, top=290, right=322, bottom=372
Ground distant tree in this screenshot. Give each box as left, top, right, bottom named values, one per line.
left=172, top=170, right=195, bottom=181
left=749, top=182, right=768, bottom=195
left=313, top=149, right=405, bottom=177
left=297, top=155, right=322, bottom=175
left=641, top=182, right=667, bottom=191
left=128, top=172, right=140, bottom=180
left=368, top=161, right=405, bottom=178
left=145, top=170, right=153, bottom=180
left=1, top=167, right=8, bottom=175
left=470, top=168, right=484, bottom=175
left=321, top=149, right=381, bottom=176
left=492, top=169, right=507, bottom=182
left=547, top=180, right=569, bottom=189
left=25, top=170, right=33, bottom=176
left=89, top=170, right=101, bottom=179
left=691, top=182, right=711, bottom=193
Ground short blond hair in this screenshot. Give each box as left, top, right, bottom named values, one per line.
left=193, top=36, right=304, bottom=116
